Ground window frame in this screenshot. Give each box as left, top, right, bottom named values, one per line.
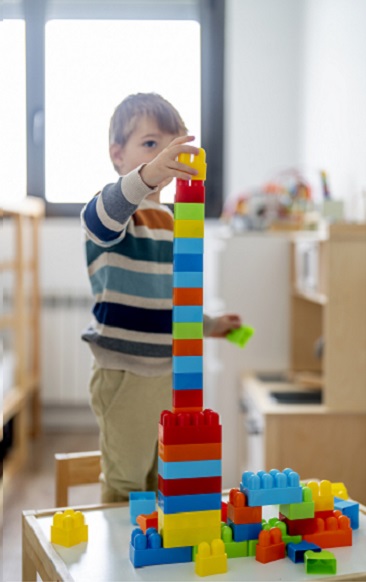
left=7, top=0, right=224, bottom=217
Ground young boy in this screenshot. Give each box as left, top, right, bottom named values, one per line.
left=81, top=93, right=241, bottom=502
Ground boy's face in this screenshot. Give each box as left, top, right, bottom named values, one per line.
left=110, top=114, right=182, bottom=176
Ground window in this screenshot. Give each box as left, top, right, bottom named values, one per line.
left=4, top=0, right=224, bottom=217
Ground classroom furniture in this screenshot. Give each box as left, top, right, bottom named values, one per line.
left=22, top=500, right=366, bottom=581
left=241, top=223, right=366, bottom=504
left=55, top=451, right=102, bottom=507
left=1, top=197, right=45, bottom=488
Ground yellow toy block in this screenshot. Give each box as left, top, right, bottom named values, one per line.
left=51, top=509, right=88, bottom=547
left=331, top=482, right=348, bottom=500
left=174, top=219, right=204, bottom=238
left=161, top=524, right=222, bottom=548
left=178, top=148, right=207, bottom=181
left=307, top=480, right=334, bottom=512
left=195, top=539, right=228, bottom=577
left=158, top=508, right=221, bottom=530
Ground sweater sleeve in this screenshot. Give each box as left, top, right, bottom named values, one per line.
left=81, top=165, right=157, bottom=247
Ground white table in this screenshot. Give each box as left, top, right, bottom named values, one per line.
left=22, top=502, right=366, bottom=581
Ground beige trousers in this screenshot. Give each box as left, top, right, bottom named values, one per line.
left=89, top=364, right=172, bottom=503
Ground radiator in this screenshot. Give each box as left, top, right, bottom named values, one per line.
left=41, top=292, right=94, bottom=405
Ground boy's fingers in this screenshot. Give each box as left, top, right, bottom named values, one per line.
left=170, top=135, right=196, bottom=145
left=170, top=161, right=199, bottom=176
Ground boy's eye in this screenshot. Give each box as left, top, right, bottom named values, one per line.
left=143, top=140, right=157, bottom=148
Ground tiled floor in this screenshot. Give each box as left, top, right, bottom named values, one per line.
left=2, top=430, right=100, bottom=582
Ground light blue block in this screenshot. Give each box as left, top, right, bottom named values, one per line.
left=173, top=271, right=203, bottom=288
left=158, top=492, right=222, bottom=514
left=334, top=497, right=359, bottom=529
left=158, top=458, right=222, bottom=480
left=173, top=356, right=203, bottom=374
left=174, top=237, right=204, bottom=255
left=173, top=305, right=203, bottom=323
left=240, top=468, right=302, bottom=506
left=129, top=492, right=156, bottom=525
left=173, top=372, right=203, bottom=390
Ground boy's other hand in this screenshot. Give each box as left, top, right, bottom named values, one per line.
left=140, top=136, right=200, bottom=189
left=209, top=314, right=242, bottom=338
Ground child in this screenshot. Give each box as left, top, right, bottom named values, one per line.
left=81, top=93, right=242, bottom=502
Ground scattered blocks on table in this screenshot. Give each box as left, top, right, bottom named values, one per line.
left=241, top=468, right=302, bottom=506
left=195, top=539, right=227, bottom=577
left=129, top=492, right=156, bottom=525
left=307, top=480, right=334, bottom=512
left=279, top=485, right=315, bottom=520
left=303, top=511, right=352, bottom=548
left=227, top=519, right=262, bottom=542
left=129, top=527, right=192, bottom=568
left=136, top=511, right=158, bottom=533
left=255, top=527, right=286, bottom=564
left=227, top=488, right=262, bottom=524
left=334, top=497, right=359, bottom=529
left=262, top=518, right=302, bottom=546
left=158, top=409, right=222, bottom=446
left=51, top=509, right=88, bottom=547
left=287, top=541, right=321, bottom=563
left=305, top=549, right=337, bottom=575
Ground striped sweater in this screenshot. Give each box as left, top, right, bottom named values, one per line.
left=81, top=167, right=215, bottom=376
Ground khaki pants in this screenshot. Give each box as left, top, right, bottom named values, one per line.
left=89, top=364, right=172, bottom=503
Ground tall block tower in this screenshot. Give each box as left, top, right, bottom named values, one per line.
left=158, top=149, right=223, bottom=548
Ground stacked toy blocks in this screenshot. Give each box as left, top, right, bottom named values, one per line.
left=227, top=488, right=262, bottom=542
left=157, top=149, right=223, bottom=551
left=130, top=527, right=192, bottom=568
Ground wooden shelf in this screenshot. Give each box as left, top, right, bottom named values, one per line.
left=293, top=289, right=327, bottom=305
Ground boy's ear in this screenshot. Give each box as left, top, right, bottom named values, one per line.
left=109, top=143, right=124, bottom=171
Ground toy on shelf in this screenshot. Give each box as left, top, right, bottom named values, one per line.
left=51, top=509, right=88, bottom=547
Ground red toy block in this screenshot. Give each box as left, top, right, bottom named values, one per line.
left=227, top=488, right=262, bottom=525
left=158, top=409, right=222, bottom=445
left=158, top=475, right=222, bottom=497
left=303, top=512, right=352, bottom=548
left=279, top=510, right=339, bottom=536
left=173, top=339, right=203, bottom=356
left=173, top=389, right=203, bottom=410
left=221, top=502, right=228, bottom=523
left=175, top=180, right=205, bottom=203
left=158, top=441, right=222, bottom=462
left=136, top=511, right=158, bottom=533
left=255, top=528, right=286, bottom=564
left=173, top=288, right=203, bottom=306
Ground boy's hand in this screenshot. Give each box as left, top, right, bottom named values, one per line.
left=208, top=314, right=242, bottom=338
left=140, top=136, right=200, bottom=188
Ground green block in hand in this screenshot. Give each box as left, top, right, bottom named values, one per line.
left=226, top=325, right=254, bottom=348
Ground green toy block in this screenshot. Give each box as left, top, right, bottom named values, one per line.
left=173, top=322, right=203, bottom=340
left=280, top=486, right=315, bottom=520
left=226, top=325, right=254, bottom=348
left=262, top=518, right=301, bottom=547
left=248, top=539, right=258, bottom=556
left=305, top=550, right=337, bottom=575
left=174, top=203, right=205, bottom=221
left=221, top=525, right=248, bottom=558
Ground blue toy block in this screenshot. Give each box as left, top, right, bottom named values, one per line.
left=240, top=468, right=302, bottom=506
left=129, top=492, right=156, bottom=525
left=173, top=372, right=203, bottom=390
left=173, top=305, right=203, bottom=323
left=173, top=237, right=204, bottom=255
left=173, top=271, right=203, bottom=288
left=287, top=541, right=321, bottom=564
left=130, top=527, right=192, bottom=568
left=227, top=519, right=262, bottom=542
left=173, top=356, right=203, bottom=374
left=158, top=458, right=222, bottom=480
left=174, top=254, right=203, bottom=272
left=334, top=497, right=359, bottom=529
left=158, top=492, right=222, bottom=514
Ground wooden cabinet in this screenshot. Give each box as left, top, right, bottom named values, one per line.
left=1, top=197, right=45, bottom=490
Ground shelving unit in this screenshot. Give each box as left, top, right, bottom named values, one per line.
left=1, top=197, right=45, bottom=489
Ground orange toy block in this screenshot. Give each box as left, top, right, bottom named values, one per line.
left=136, top=511, right=158, bottom=533
left=255, top=528, right=286, bottom=564
left=303, top=511, right=352, bottom=549
left=227, top=488, right=262, bottom=524
left=307, top=480, right=334, bottom=512
left=159, top=441, right=222, bottom=462
left=173, top=339, right=203, bottom=356
left=173, top=287, right=203, bottom=306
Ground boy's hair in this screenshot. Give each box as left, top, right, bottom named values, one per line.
left=109, top=93, right=188, bottom=148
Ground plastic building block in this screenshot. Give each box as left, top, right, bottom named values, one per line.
left=173, top=339, right=203, bottom=356
left=228, top=519, right=262, bottom=542
left=129, top=492, right=156, bottom=525
left=287, top=541, right=321, bottom=563
left=174, top=253, right=203, bottom=274
left=178, top=149, right=207, bottom=181
left=175, top=179, right=205, bottom=203
left=158, top=475, right=222, bottom=496
left=136, top=511, right=158, bottom=533
left=227, top=488, right=262, bottom=524
left=195, top=539, right=227, bottom=577
left=331, top=482, right=348, bottom=500
left=51, top=509, right=88, bottom=547
left=241, top=468, right=302, bottom=506
left=158, top=458, right=221, bottom=480
left=173, top=287, right=203, bottom=306
left=173, top=304, right=203, bottom=322
left=262, top=518, right=301, bottom=546
left=173, top=237, right=204, bottom=255
left=158, top=507, right=221, bottom=530
left=130, top=527, right=192, bottom=568
left=279, top=485, right=315, bottom=520
left=255, top=527, right=286, bottom=564
left=221, top=525, right=248, bottom=558
left=248, top=539, right=258, bottom=556
left=159, top=442, right=221, bottom=463
left=307, top=480, right=334, bottom=512
left=173, top=355, right=203, bottom=374
left=221, top=502, right=228, bottom=523
left=159, top=409, right=221, bottom=446
left=158, top=492, right=221, bottom=514
left=304, top=549, right=337, bottom=575
left=174, top=219, right=204, bottom=239
left=173, top=372, right=203, bottom=390
left=334, top=497, right=359, bottom=529
left=303, top=512, right=352, bottom=548
left=172, top=322, right=203, bottom=340
left=174, top=202, right=205, bottom=221
left=226, top=325, right=254, bottom=348
left=172, top=389, right=203, bottom=412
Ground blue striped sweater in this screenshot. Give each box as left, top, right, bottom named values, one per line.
left=81, top=167, right=214, bottom=376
